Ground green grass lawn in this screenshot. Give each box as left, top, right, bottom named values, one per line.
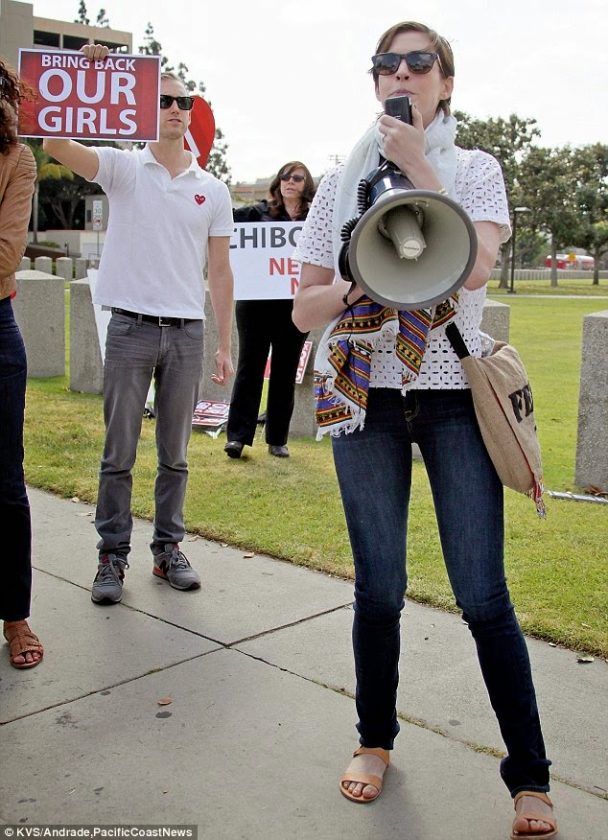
left=23, top=294, right=608, bottom=656
left=488, top=276, right=608, bottom=297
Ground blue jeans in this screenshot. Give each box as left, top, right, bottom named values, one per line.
left=0, top=297, right=32, bottom=621
left=331, top=387, right=550, bottom=796
left=95, top=313, right=204, bottom=556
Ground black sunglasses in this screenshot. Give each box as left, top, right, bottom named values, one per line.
left=371, top=51, right=443, bottom=76
left=159, top=94, right=194, bottom=111
left=280, top=173, right=305, bottom=183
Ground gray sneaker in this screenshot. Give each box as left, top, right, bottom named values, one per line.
left=91, top=553, right=129, bottom=604
left=152, top=544, right=201, bottom=591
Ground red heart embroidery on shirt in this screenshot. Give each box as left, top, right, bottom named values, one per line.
left=195, top=194, right=206, bottom=205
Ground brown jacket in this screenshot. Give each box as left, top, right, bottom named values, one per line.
left=0, top=142, right=36, bottom=301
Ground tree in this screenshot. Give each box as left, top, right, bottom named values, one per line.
left=518, top=146, right=582, bottom=286
left=74, top=2, right=110, bottom=28
left=138, top=22, right=231, bottom=183
left=25, top=140, right=74, bottom=242
left=572, top=144, right=608, bottom=284
left=96, top=8, right=110, bottom=27
left=74, top=0, right=90, bottom=25
left=515, top=229, right=548, bottom=269
left=455, top=113, right=540, bottom=286
left=38, top=171, right=100, bottom=230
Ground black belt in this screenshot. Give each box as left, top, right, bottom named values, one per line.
left=111, top=308, right=197, bottom=327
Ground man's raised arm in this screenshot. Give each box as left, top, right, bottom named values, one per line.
left=42, top=44, right=110, bottom=181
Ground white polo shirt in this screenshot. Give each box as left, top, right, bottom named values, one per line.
left=89, top=145, right=234, bottom=319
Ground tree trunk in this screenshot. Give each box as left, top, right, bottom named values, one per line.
left=498, top=242, right=510, bottom=288
left=32, top=185, right=39, bottom=244
left=50, top=201, right=69, bottom=230
left=550, top=237, right=558, bottom=287
left=592, top=246, right=599, bottom=285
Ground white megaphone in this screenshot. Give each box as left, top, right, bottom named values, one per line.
left=339, top=97, right=477, bottom=311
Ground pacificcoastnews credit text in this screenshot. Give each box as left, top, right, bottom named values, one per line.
left=1, top=828, right=197, bottom=839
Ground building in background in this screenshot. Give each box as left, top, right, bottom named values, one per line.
left=231, top=177, right=274, bottom=207
left=0, top=0, right=131, bottom=68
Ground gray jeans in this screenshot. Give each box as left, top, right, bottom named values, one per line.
left=95, top=312, right=204, bottom=557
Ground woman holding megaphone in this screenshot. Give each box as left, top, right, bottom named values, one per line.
left=293, top=20, right=556, bottom=840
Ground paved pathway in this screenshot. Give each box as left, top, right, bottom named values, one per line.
left=1, top=488, right=606, bottom=839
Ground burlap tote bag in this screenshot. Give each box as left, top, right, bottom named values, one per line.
left=445, top=323, right=544, bottom=515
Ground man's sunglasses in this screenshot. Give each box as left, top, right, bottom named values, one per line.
left=280, top=173, right=305, bottom=183
left=371, top=51, right=443, bottom=76
left=159, top=94, right=194, bottom=111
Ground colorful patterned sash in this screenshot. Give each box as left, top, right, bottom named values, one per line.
left=315, top=296, right=457, bottom=435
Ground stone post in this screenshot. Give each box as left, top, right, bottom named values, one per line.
left=13, top=270, right=65, bottom=377
left=480, top=298, right=510, bottom=342
left=69, top=279, right=104, bottom=394
left=575, top=310, right=608, bottom=491
left=55, top=256, right=73, bottom=282
left=19, top=256, right=31, bottom=271
left=75, top=257, right=89, bottom=280
left=34, top=256, right=52, bottom=274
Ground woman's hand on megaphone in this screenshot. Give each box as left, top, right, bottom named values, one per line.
left=379, top=106, right=424, bottom=170
left=378, top=106, right=443, bottom=192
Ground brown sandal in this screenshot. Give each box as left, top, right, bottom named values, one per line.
left=339, top=747, right=390, bottom=803
left=3, top=621, right=44, bottom=669
left=511, top=791, right=558, bottom=839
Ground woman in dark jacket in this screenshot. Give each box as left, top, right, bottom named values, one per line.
left=225, top=161, right=315, bottom=458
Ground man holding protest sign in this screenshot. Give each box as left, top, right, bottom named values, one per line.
left=44, top=44, right=234, bottom=604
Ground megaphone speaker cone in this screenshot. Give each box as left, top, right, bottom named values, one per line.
left=348, top=190, right=478, bottom=311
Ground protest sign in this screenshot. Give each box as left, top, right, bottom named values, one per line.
left=231, top=221, right=304, bottom=300
left=17, top=49, right=160, bottom=142
left=192, top=400, right=230, bottom=429
left=264, top=340, right=312, bottom=384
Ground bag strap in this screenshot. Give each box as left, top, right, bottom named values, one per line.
left=444, top=322, right=470, bottom=360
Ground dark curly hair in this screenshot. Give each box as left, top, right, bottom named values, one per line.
left=266, top=161, right=316, bottom=220
left=0, top=57, right=34, bottom=154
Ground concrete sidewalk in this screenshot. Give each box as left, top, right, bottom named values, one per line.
left=1, top=488, right=606, bottom=839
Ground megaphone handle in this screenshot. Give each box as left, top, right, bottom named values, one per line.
left=357, top=179, right=369, bottom=215
left=341, top=216, right=360, bottom=242
left=372, top=158, right=414, bottom=191
left=338, top=240, right=353, bottom=282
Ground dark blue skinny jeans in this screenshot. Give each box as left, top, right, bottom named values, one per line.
left=0, top=296, right=32, bottom=621
left=331, top=387, right=551, bottom=796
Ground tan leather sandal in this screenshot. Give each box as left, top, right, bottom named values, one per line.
left=339, top=746, right=390, bottom=803
left=3, top=621, right=44, bottom=669
left=511, top=791, right=558, bottom=839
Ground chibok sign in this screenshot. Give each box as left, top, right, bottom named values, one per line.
left=231, top=222, right=305, bottom=300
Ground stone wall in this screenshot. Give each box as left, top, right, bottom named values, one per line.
left=13, top=269, right=65, bottom=378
